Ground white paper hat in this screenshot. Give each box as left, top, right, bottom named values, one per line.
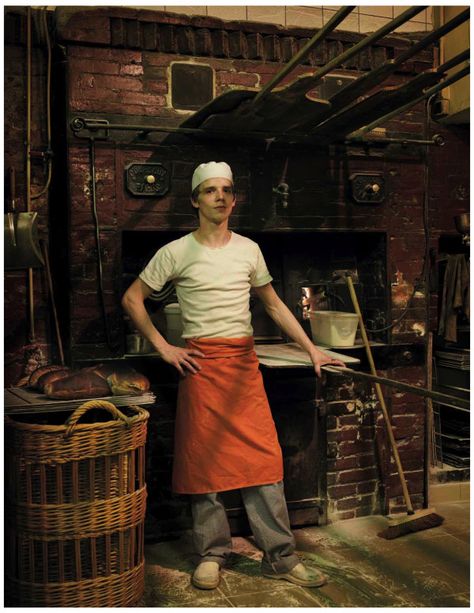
left=191, top=161, right=233, bottom=191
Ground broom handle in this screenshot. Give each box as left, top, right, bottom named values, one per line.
left=424, top=332, right=434, bottom=507
left=346, top=275, right=415, bottom=515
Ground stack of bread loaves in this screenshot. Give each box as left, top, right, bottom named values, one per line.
left=27, top=363, right=150, bottom=400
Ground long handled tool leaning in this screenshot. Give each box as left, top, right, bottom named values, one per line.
left=345, top=275, right=444, bottom=539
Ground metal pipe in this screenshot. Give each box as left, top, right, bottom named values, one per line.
left=316, top=51, right=469, bottom=145
left=70, top=116, right=308, bottom=142
left=320, top=21, right=470, bottom=126
left=89, top=137, right=113, bottom=350
left=437, top=48, right=470, bottom=74
left=252, top=6, right=356, bottom=105
left=348, top=64, right=470, bottom=139
left=26, top=7, right=31, bottom=214
left=32, top=7, right=53, bottom=200
left=26, top=7, right=35, bottom=343
left=345, top=134, right=445, bottom=147
left=71, top=117, right=447, bottom=148
left=323, top=365, right=470, bottom=412
left=394, top=7, right=470, bottom=67
left=278, top=6, right=427, bottom=96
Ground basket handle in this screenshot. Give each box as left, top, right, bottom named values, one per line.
left=64, top=399, right=132, bottom=437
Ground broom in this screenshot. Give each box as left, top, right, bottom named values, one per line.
left=345, top=275, right=444, bottom=539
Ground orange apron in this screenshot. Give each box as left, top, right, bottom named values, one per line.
left=172, top=337, right=283, bottom=494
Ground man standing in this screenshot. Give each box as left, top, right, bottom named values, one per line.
left=122, top=161, right=345, bottom=590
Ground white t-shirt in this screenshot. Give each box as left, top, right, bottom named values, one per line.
left=139, top=231, right=273, bottom=338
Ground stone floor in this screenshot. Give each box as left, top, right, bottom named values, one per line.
left=141, top=500, right=470, bottom=607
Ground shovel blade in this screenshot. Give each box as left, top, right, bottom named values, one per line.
left=4, top=212, right=45, bottom=269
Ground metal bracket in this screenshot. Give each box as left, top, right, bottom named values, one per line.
left=70, top=117, right=110, bottom=140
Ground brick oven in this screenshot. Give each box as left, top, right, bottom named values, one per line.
left=4, top=7, right=470, bottom=537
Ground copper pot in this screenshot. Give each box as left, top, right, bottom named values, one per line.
left=454, top=213, right=470, bottom=235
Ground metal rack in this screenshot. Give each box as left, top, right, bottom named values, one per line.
left=432, top=349, right=470, bottom=467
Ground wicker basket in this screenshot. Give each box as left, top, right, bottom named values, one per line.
left=5, top=399, right=149, bottom=608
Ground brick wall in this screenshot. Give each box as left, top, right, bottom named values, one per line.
left=4, top=12, right=52, bottom=383
left=4, top=7, right=469, bottom=524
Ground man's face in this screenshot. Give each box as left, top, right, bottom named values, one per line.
left=192, top=177, right=236, bottom=224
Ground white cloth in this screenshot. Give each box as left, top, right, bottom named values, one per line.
left=139, top=232, right=272, bottom=338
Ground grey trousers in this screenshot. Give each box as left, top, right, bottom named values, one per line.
left=190, top=481, right=299, bottom=575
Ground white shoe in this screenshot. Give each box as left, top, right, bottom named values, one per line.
left=264, top=562, right=327, bottom=587
left=192, top=561, right=220, bottom=590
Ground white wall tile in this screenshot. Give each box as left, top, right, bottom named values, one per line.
left=286, top=6, right=323, bottom=29
left=395, top=20, right=429, bottom=33
left=207, top=6, right=247, bottom=21
left=393, top=6, right=426, bottom=22
left=247, top=6, right=286, bottom=26
left=163, top=6, right=208, bottom=16
left=426, top=7, right=433, bottom=29
left=359, top=6, right=393, bottom=18
left=132, top=6, right=166, bottom=10
left=323, top=7, right=360, bottom=32
left=359, top=13, right=391, bottom=33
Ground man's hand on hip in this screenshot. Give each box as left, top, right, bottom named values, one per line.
left=159, top=344, right=205, bottom=376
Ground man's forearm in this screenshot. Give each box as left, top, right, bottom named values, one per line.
left=122, top=296, right=169, bottom=354
left=264, top=299, right=329, bottom=359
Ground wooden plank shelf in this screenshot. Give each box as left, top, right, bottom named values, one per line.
left=4, top=387, right=156, bottom=415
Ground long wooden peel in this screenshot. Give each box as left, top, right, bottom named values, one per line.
left=345, top=275, right=415, bottom=514
left=322, top=10, right=471, bottom=120
left=322, top=365, right=469, bottom=412
left=345, top=275, right=444, bottom=538
left=41, top=240, right=65, bottom=366
left=424, top=332, right=434, bottom=508
left=252, top=5, right=356, bottom=105
left=278, top=5, right=426, bottom=100
left=348, top=64, right=470, bottom=140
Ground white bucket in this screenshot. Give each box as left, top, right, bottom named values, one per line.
left=164, top=303, right=185, bottom=347
left=309, top=310, right=359, bottom=347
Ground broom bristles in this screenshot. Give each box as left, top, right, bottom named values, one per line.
left=378, top=511, right=444, bottom=539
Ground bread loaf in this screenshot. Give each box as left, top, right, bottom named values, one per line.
left=88, top=363, right=150, bottom=396
left=107, top=371, right=150, bottom=396
left=36, top=368, right=71, bottom=392
left=91, top=363, right=129, bottom=380
left=28, top=364, right=66, bottom=388
left=45, top=370, right=111, bottom=400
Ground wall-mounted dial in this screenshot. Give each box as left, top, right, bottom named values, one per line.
left=125, top=163, right=169, bottom=197
left=349, top=173, right=385, bottom=204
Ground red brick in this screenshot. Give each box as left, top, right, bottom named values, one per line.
left=71, top=74, right=143, bottom=99
left=71, top=58, right=120, bottom=75
left=217, top=70, right=259, bottom=87
left=338, top=440, right=375, bottom=456
left=338, top=415, right=360, bottom=426
left=327, top=456, right=359, bottom=471
left=386, top=471, right=423, bottom=497
left=339, top=467, right=378, bottom=484
left=143, top=52, right=176, bottom=67
left=357, top=454, right=377, bottom=468
left=336, top=497, right=360, bottom=511
left=327, top=483, right=358, bottom=499
left=357, top=480, right=378, bottom=494
left=69, top=46, right=142, bottom=63
left=327, top=427, right=358, bottom=442
left=120, top=63, right=145, bottom=76
left=145, top=80, right=168, bottom=95
left=70, top=99, right=166, bottom=115
left=60, top=13, right=111, bottom=44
